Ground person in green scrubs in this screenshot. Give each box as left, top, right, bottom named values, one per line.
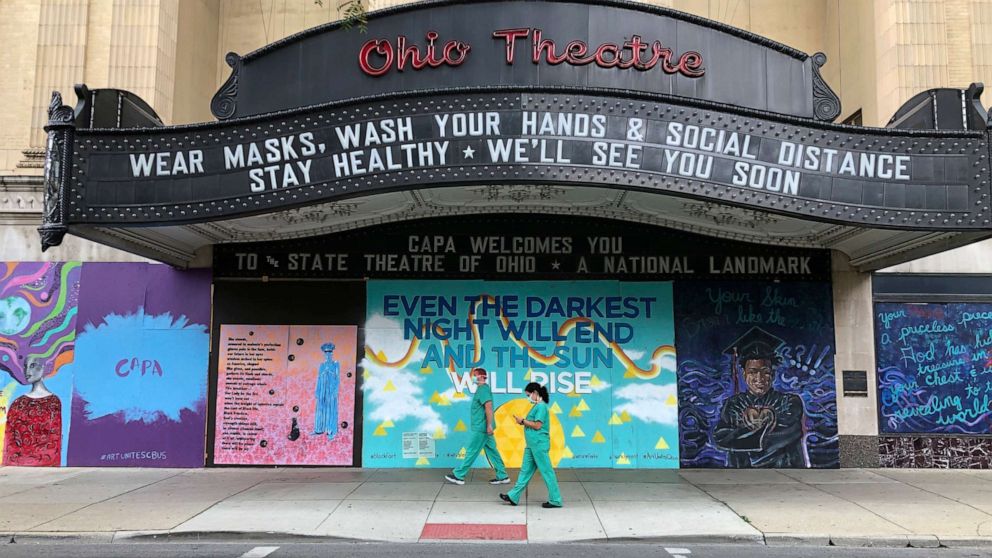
left=499, top=382, right=562, bottom=508
left=444, top=367, right=509, bottom=485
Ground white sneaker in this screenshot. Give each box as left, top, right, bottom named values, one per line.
left=444, top=474, right=465, bottom=485
left=489, top=477, right=510, bottom=485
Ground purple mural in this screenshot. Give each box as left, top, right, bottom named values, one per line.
left=66, top=263, right=211, bottom=467
left=0, top=262, right=80, bottom=467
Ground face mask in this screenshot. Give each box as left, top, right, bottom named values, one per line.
left=475, top=375, right=486, bottom=385
left=528, top=393, right=539, bottom=404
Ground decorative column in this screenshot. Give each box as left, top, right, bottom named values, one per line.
left=38, top=91, right=75, bottom=251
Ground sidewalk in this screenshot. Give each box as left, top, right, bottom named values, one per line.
left=2, top=467, right=992, bottom=547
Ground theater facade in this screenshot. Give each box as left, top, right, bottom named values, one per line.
left=6, top=0, right=992, bottom=470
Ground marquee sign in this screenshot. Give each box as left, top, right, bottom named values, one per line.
left=213, top=215, right=832, bottom=281
left=37, top=0, right=992, bottom=251
left=211, top=0, right=837, bottom=121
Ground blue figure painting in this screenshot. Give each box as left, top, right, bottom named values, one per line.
left=313, top=342, right=340, bottom=439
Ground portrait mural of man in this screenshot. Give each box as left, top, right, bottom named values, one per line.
left=714, top=327, right=808, bottom=468
left=675, top=281, right=838, bottom=469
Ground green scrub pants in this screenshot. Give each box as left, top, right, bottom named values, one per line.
left=506, top=447, right=562, bottom=506
left=452, top=431, right=508, bottom=481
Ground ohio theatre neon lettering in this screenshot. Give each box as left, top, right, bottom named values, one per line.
left=358, top=28, right=705, bottom=78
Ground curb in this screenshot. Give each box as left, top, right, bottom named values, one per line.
left=579, top=534, right=765, bottom=545
left=120, top=531, right=362, bottom=543
left=6, top=530, right=992, bottom=547
left=826, top=534, right=939, bottom=548
left=764, top=533, right=831, bottom=546
left=2, top=532, right=115, bottom=544
left=938, top=537, right=992, bottom=548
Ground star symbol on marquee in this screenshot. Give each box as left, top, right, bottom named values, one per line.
left=462, top=145, right=476, bottom=159
left=551, top=260, right=561, bottom=270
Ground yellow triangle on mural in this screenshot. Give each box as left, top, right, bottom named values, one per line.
left=420, top=366, right=433, bottom=374
left=383, top=379, right=397, bottom=392
left=624, top=367, right=638, bottom=379
left=571, top=425, right=585, bottom=438
left=655, top=436, right=670, bottom=450
left=550, top=401, right=563, bottom=414
left=362, top=369, right=372, bottom=379
left=562, top=446, right=574, bottom=459
left=433, top=427, right=446, bottom=440
left=665, top=393, right=678, bottom=406
left=566, top=389, right=581, bottom=398
left=590, top=375, right=603, bottom=387
left=373, top=424, right=388, bottom=436
left=382, top=419, right=395, bottom=428
left=437, top=395, right=451, bottom=406
left=452, top=391, right=467, bottom=399
left=454, top=419, right=468, bottom=432
left=456, top=447, right=467, bottom=460
left=429, top=391, right=442, bottom=404
left=376, top=350, right=388, bottom=362
left=616, top=453, right=631, bottom=465
left=577, top=399, right=590, bottom=412
left=524, top=369, right=533, bottom=381
left=619, top=410, right=632, bottom=423
left=592, top=430, right=606, bottom=443
left=608, top=413, right=623, bottom=426
left=415, top=457, right=430, bottom=467
left=568, top=405, right=583, bottom=418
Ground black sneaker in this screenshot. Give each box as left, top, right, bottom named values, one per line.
left=542, top=502, right=562, bottom=509
left=499, top=493, right=516, bottom=506
left=489, top=477, right=510, bottom=485
left=444, top=474, right=465, bottom=485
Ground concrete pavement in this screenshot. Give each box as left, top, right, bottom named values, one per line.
left=2, top=466, right=992, bottom=547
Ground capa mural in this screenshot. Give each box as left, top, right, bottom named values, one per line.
left=67, top=264, right=211, bottom=467
left=361, top=280, right=679, bottom=469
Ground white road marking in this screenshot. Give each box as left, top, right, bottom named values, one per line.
left=239, top=547, right=280, bottom=558
left=665, top=549, right=691, bottom=556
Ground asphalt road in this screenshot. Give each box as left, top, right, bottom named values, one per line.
left=0, top=542, right=991, bottom=558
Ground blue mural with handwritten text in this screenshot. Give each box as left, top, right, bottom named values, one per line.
left=676, top=281, right=838, bottom=468
left=876, top=303, right=992, bottom=435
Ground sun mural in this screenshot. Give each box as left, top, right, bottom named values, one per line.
left=492, top=398, right=566, bottom=467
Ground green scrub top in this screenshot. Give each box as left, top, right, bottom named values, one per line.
left=470, top=383, right=494, bottom=432
left=524, top=401, right=550, bottom=450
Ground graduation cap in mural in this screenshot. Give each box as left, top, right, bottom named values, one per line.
left=723, top=327, right=786, bottom=395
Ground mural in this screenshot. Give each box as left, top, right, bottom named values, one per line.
left=676, top=281, right=838, bottom=468
left=0, top=262, right=80, bottom=466
left=67, top=264, right=211, bottom=467
left=214, top=324, right=357, bottom=465
left=875, top=302, right=992, bottom=435
left=362, top=280, right=679, bottom=469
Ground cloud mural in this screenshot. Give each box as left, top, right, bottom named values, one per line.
left=362, top=314, right=444, bottom=434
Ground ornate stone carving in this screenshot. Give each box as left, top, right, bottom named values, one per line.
left=810, top=52, right=842, bottom=122
left=211, top=53, right=242, bottom=120
left=682, top=201, right=779, bottom=229
left=38, top=90, right=75, bottom=251
left=267, top=202, right=361, bottom=226
left=472, top=185, right=567, bottom=203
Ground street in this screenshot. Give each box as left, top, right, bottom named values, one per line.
left=0, top=542, right=990, bottom=558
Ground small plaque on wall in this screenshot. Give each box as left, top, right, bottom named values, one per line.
left=843, top=370, right=869, bottom=397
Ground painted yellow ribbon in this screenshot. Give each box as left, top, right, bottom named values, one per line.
left=364, top=294, right=674, bottom=379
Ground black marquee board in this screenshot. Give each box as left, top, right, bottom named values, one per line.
left=213, top=215, right=832, bottom=281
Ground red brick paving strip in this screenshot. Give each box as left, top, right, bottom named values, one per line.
left=420, top=523, right=528, bottom=540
